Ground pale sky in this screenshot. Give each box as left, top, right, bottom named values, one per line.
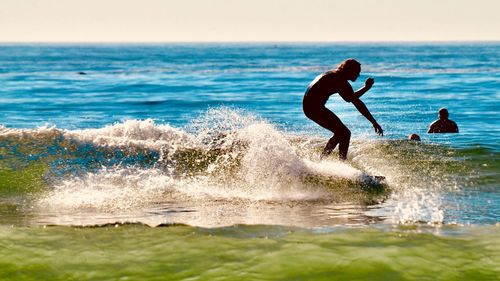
left=1, top=0, right=499, bottom=42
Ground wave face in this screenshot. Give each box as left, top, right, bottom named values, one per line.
left=1, top=108, right=489, bottom=227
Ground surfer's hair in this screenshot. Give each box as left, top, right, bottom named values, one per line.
left=336, top=59, right=361, bottom=75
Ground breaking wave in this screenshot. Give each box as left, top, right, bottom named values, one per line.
left=0, top=108, right=470, bottom=226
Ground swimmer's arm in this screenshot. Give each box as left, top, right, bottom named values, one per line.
left=351, top=98, right=384, bottom=136
left=427, top=121, right=439, bottom=133
left=427, top=123, right=436, bottom=133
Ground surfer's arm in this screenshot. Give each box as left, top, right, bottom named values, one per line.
left=351, top=98, right=384, bottom=136
left=338, top=78, right=374, bottom=102
left=352, top=78, right=374, bottom=99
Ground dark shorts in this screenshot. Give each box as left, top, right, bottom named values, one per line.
left=303, top=97, right=349, bottom=134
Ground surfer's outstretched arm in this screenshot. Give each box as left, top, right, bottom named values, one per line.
left=351, top=98, right=384, bottom=136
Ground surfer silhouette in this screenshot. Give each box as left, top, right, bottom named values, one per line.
left=427, top=108, right=459, bottom=133
left=303, top=59, right=383, bottom=160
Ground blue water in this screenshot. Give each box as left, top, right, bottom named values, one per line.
left=0, top=43, right=498, bottom=227
left=1, top=43, right=498, bottom=147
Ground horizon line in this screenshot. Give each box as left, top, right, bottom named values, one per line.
left=0, top=40, right=499, bottom=45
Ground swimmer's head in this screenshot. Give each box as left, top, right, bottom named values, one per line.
left=438, top=108, right=449, bottom=120
left=337, top=59, right=361, bottom=81
left=408, top=134, right=421, bottom=141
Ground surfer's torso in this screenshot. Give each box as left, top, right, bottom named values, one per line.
left=303, top=71, right=352, bottom=108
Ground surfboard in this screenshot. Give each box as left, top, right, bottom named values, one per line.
left=363, top=175, right=386, bottom=185
left=302, top=173, right=387, bottom=194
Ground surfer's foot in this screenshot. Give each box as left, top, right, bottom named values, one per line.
left=320, top=150, right=332, bottom=160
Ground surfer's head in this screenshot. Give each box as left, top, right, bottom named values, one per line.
left=337, top=59, right=361, bottom=81
left=438, top=108, right=449, bottom=120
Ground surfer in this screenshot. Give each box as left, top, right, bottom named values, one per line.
left=303, top=59, right=383, bottom=160
left=427, top=108, right=459, bottom=133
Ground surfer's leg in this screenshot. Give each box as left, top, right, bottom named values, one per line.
left=305, top=107, right=351, bottom=160
left=322, top=135, right=340, bottom=158
left=326, top=120, right=350, bottom=160
left=337, top=128, right=351, bottom=160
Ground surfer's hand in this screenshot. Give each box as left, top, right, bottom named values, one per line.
left=373, top=122, right=383, bottom=136
left=365, top=78, right=374, bottom=89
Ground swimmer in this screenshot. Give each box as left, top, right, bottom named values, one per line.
left=408, top=133, right=421, bottom=141
left=428, top=108, right=459, bottom=133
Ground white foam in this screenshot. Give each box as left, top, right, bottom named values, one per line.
left=392, top=189, right=445, bottom=224
left=350, top=140, right=451, bottom=224
left=35, top=114, right=369, bottom=210
left=304, top=159, right=364, bottom=180
left=65, top=119, right=191, bottom=150
left=37, top=167, right=174, bottom=211
left=0, top=124, right=61, bottom=138
left=5, top=109, right=457, bottom=225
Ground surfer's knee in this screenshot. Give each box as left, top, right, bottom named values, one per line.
left=339, top=127, right=351, bottom=140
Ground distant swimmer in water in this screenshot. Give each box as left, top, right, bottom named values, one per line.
left=427, top=108, right=459, bottom=133
left=303, top=59, right=383, bottom=160
left=408, top=133, right=421, bottom=141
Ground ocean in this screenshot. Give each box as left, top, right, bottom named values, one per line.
left=0, top=43, right=499, bottom=280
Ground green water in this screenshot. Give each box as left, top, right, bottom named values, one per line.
left=1, top=121, right=499, bottom=281
left=1, top=224, right=498, bottom=281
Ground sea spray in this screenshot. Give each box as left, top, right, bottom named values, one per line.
left=66, top=118, right=191, bottom=150
left=36, top=167, right=173, bottom=211
left=351, top=140, right=467, bottom=224
left=0, top=108, right=470, bottom=226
